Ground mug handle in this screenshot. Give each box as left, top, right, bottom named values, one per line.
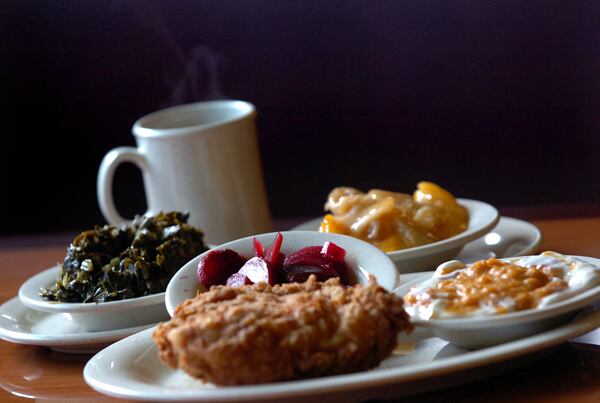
left=97, top=146, right=148, bottom=224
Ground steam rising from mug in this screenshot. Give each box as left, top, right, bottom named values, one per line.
left=97, top=100, right=273, bottom=245
left=124, top=0, right=224, bottom=106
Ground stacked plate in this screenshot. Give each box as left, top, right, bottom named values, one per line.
left=0, top=267, right=170, bottom=354
left=3, top=200, right=600, bottom=402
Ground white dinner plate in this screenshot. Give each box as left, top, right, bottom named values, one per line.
left=0, top=297, right=155, bottom=354
left=83, top=273, right=600, bottom=402
left=292, top=215, right=540, bottom=272
left=455, top=216, right=542, bottom=262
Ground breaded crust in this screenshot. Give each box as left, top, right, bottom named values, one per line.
left=153, top=276, right=412, bottom=385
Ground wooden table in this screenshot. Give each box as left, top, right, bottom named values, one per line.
left=1, top=217, right=599, bottom=402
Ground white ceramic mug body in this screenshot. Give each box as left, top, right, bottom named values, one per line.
left=98, top=100, right=272, bottom=244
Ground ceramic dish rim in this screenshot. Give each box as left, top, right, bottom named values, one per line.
left=0, top=297, right=156, bottom=345
left=18, top=265, right=165, bottom=314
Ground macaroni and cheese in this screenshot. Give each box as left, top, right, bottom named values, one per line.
left=319, top=182, right=468, bottom=252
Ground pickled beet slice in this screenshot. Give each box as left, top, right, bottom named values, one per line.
left=283, top=246, right=323, bottom=267
left=238, top=257, right=278, bottom=285
left=284, top=245, right=345, bottom=271
left=202, top=238, right=350, bottom=289
left=283, top=265, right=339, bottom=283
left=226, top=272, right=252, bottom=287
left=284, top=254, right=334, bottom=271
left=253, top=238, right=265, bottom=258
left=264, top=233, right=283, bottom=265
left=332, top=261, right=350, bottom=285
left=283, top=257, right=349, bottom=284
left=284, top=244, right=349, bottom=285
left=263, top=232, right=286, bottom=274
left=321, top=241, right=346, bottom=263
left=197, top=249, right=247, bottom=288
left=270, top=252, right=286, bottom=272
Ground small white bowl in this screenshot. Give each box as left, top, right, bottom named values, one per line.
left=292, top=198, right=499, bottom=273
left=165, top=231, right=399, bottom=316
left=18, top=266, right=169, bottom=332
left=394, top=255, right=600, bottom=349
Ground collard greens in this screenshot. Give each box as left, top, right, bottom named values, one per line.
left=41, top=212, right=208, bottom=303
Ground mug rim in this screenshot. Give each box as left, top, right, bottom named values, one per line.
left=132, top=100, right=256, bottom=138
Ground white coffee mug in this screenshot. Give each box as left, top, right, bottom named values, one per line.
left=97, top=100, right=272, bottom=245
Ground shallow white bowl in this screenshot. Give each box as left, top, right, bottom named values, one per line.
left=165, top=231, right=399, bottom=316
left=18, top=266, right=169, bottom=332
left=394, top=255, right=600, bottom=349
left=292, top=198, right=500, bottom=273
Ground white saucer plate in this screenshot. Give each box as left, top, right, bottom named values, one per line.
left=455, top=216, right=542, bottom=262
left=293, top=213, right=540, bottom=272
left=83, top=273, right=600, bottom=402
left=0, top=297, right=155, bottom=354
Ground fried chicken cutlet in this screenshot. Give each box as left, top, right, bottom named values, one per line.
left=153, top=276, right=412, bottom=385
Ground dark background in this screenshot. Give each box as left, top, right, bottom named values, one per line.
left=2, top=1, right=599, bottom=235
